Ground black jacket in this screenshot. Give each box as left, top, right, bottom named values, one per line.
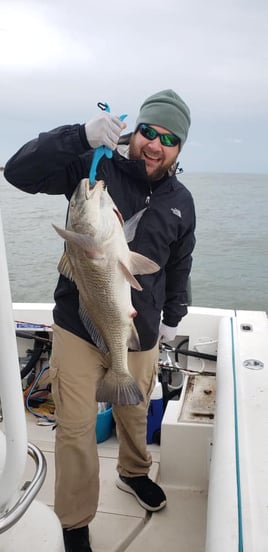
left=4, top=124, right=196, bottom=350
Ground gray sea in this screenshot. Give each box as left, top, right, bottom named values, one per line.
left=0, top=171, right=267, bottom=312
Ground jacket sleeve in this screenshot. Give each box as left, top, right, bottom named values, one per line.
left=4, top=124, right=91, bottom=198
left=162, top=199, right=196, bottom=326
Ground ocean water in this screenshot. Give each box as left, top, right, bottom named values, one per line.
left=0, top=171, right=267, bottom=312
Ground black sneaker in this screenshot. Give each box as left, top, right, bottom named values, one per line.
left=63, top=526, right=92, bottom=552
left=116, top=475, right=167, bottom=512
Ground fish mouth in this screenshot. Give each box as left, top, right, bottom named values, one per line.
left=85, top=179, right=106, bottom=199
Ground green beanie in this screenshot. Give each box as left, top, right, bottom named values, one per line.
left=135, top=89, right=191, bottom=148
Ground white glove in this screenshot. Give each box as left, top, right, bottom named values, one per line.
left=85, top=112, right=126, bottom=150
left=159, top=322, right=178, bottom=342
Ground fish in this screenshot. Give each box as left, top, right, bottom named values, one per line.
left=52, top=179, right=160, bottom=406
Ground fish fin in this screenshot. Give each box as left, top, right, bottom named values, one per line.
left=129, top=252, right=160, bottom=275
left=118, top=260, right=143, bottom=291
left=53, top=224, right=80, bottom=243
left=52, top=224, right=102, bottom=258
left=127, top=322, right=141, bottom=351
left=124, top=208, right=147, bottom=243
left=96, top=372, right=144, bottom=405
left=79, top=302, right=109, bottom=353
left=57, top=253, right=74, bottom=280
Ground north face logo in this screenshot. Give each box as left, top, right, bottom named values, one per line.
left=171, top=208, right=182, bottom=218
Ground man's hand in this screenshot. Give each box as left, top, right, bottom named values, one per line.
left=159, top=322, right=178, bottom=342
left=85, top=112, right=126, bottom=150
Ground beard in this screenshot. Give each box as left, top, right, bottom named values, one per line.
left=146, top=166, right=168, bottom=181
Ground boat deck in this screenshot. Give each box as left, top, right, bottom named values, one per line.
left=23, top=413, right=207, bottom=552
left=5, top=305, right=268, bottom=550
left=10, top=304, right=220, bottom=551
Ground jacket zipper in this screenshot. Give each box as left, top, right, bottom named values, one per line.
left=145, top=184, right=152, bottom=206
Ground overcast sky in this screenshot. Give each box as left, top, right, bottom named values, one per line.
left=1, top=0, right=268, bottom=173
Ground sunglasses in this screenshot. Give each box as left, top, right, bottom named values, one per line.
left=138, top=123, right=180, bottom=147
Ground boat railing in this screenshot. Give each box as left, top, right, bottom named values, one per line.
left=0, top=208, right=47, bottom=533
left=0, top=442, right=47, bottom=533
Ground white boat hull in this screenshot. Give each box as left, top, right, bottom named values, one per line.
left=1, top=303, right=267, bottom=551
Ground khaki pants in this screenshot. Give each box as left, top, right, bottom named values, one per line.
left=49, top=324, right=159, bottom=529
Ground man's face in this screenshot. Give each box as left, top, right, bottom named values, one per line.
left=129, top=124, right=180, bottom=181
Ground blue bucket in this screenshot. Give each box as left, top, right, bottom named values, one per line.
left=96, top=406, right=114, bottom=443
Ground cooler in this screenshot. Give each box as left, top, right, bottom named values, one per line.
left=146, top=381, right=164, bottom=444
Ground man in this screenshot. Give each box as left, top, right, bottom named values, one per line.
left=4, top=89, right=196, bottom=552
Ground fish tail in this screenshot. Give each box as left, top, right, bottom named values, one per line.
left=96, top=371, right=144, bottom=406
